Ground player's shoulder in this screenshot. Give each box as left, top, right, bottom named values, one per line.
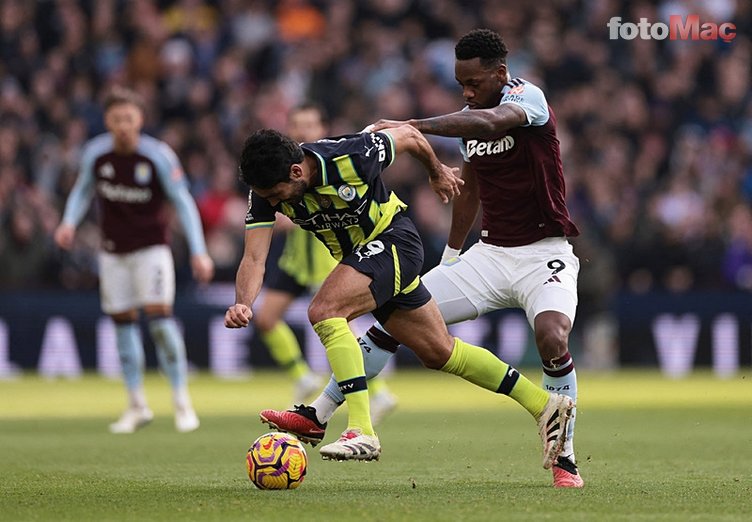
left=500, top=77, right=550, bottom=127
left=81, top=133, right=114, bottom=160
left=137, top=134, right=178, bottom=162
left=502, top=77, right=546, bottom=98
left=304, top=133, right=382, bottom=164
left=304, top=133, right=363, bottom=154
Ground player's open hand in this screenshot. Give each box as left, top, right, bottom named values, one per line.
left=429, top=163, right=463, bottom=204
left=191, top=254, right=215, bottom=284
left=368, top=119, right=411, bottom=132
left=225, top=303, right=252, bottom=328
left=54, top=224, right=76, bottom=250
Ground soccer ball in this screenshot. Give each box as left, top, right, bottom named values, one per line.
left=246, top=432, right=308, bottom=490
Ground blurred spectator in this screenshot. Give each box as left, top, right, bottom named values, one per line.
left=0, top=190, right=59, bottom=289
left=0, top=0, right=749, bottom=309
left=723, top=203, right=752, bottom=289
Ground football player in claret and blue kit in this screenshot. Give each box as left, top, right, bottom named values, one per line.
left=55, top=86, right=214, bottom=434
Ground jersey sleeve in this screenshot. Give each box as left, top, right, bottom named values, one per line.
left=500, top=80, right=550, bottom=127
left=319, top=132, right=396, bottom=184
left=367, top=131, right=396, bottom=173
left=244, top=190, right=276, bottom=230
left=153, top=141, right=209, bottom=256
left=456, top=106, right=471, bottom=162
left=61, top=140, right=98, bottom=226
left=344, top=131, right=396, bottom=184
left=459, top=137, right=469, bottom=163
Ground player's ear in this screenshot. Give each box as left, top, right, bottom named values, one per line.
left=495, top=63, right=508, bottom=83
left=289, top=164, right=303, bottom=180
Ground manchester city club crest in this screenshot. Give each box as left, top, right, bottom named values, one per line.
left=337, top=184, right=356, bottom=202
left=134, top=162, right=152, bottom=185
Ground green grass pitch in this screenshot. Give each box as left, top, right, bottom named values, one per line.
left=1, top=369, right=750, bottom=521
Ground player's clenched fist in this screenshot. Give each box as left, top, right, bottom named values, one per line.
left=225, top=304, right=252, bottom=328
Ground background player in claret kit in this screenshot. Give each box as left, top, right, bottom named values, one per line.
left=250, top=103, right=398, bottom=416
left=54, top=86, right=214, bottom=434
left=225, top=123, right=573, bottom=470
left=261, top=28, right=585, bottom=488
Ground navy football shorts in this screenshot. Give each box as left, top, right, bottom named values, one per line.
left=265, top=263, right=309, bottom=298
left=340, top=214, right=432, bottom=324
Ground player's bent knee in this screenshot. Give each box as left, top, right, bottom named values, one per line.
left=143, top=304, right=172, bottom=317
left=307, top=301, right=340, bottom=326
left=535, top=329, right=569, bottom=360
left=110, top=310, right=138, bottom=324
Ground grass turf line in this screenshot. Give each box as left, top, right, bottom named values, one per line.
left=0, top=370, right=750, bottom=521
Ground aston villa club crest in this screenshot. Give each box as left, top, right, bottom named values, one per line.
left=134, top=162, right=152, bottom=185
left=337, top=184, right=356, bottom=202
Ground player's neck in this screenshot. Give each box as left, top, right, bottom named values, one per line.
left=112, top=136, right=139, bottom=155
left=303, top=154, right=320, bottom=186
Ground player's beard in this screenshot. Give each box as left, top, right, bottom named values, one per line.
left=286, top=178, right=308, bottom=205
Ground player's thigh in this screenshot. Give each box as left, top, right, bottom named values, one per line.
left=422, top=265, right=482, bottom=324
left=424, top=242, right=516, bottom=323
left=131, top=245, right=176, bottom=308
left=381, top=300, right=454, bottom=368
left=98, top=251, right=137, bottom=315
left=515, top=239, right=580, bottom=327
left=336, top=217, right=427, bottom=325
left=309, top=263, right=377, bottom=323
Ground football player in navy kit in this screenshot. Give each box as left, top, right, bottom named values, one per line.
left=225, top=125, right=573, bottom=465
left=251, top=104, right=398, bottom=417
left=263, top=29, right=585, bottom=488
left=55, top=86, right=214, bottom=434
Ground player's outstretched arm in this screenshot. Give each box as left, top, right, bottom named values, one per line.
left=381, top=124, right=463, bottom=204
left=225, top=226, right=273, bottom=328
left=372, top=103, right=527, bottom=140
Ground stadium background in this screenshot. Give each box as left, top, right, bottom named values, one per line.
left=1, top=0, right=751, bottom=378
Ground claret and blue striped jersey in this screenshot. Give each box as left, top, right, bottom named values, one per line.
left=245, top=132, right=406, bottom=261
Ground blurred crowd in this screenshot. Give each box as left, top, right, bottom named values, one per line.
left=1, top=0, right=751, bottom=316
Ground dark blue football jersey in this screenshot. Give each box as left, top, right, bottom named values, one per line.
left=245, top=132, right=407, bottom=260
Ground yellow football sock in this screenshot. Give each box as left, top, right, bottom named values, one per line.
left=441, top=338, right=549, bottom=417
left=261, top=322, right=309, bottom=380
left=368, top=377, right=388, bottom=397
left=313, top=317, right=374, bottom=436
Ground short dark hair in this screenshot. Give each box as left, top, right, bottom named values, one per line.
left=455, top=29, right=508, bottom=68
left=239, top=129, right=304, bottom=189
left=103, top=86, right=145, bottom=112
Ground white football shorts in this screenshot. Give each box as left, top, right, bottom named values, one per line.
left=422, top=237, right=579, bottom=328
left=98, top=244, right=176, bottom=314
